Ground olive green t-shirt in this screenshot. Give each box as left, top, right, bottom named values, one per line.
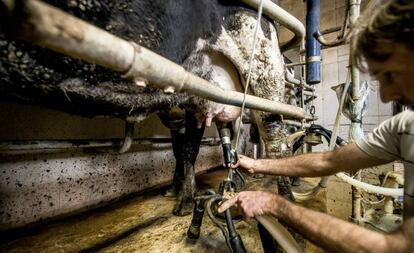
left=356, top=110, right=414, bottom=219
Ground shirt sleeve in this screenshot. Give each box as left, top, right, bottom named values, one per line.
left=355, top=113, right=403, bottom=161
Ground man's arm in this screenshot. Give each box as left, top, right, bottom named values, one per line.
left=235, top=143, right=392, bottom=177
left=218, top=191, right=414, bottom=253
left=278, top=196, right=413, bottom=253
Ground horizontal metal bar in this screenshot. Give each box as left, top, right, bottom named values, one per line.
left=240, top=0, right=306, bottom=51
left=0, top=137, right=221, bottom=151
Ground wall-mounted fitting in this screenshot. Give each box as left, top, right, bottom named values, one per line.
left=304, top=132, right=322, bottom=145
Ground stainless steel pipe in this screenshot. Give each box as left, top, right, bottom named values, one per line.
left=1, top=0, right=305, bottom=120
left=285, top=71, right=315, bottom=92
left=314, top=30, right=349, bottom=47
left=0, top=137, right=221, bottom=152
left=115, top=122, right=135, bottom=154
left=240, top=0, right=305, bottom=51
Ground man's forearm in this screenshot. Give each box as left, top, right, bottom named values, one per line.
left=252, top=143, right=388, bottom=177
left=254, top=152, right=336, bottom=177
left=272, top=197, right=412, bottom=253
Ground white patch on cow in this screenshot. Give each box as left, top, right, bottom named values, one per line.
left=207, top=13, right=288, bottom=156
left=209, top=14, right=285, bottom=102
left=186, top=14, right=290, bottom=156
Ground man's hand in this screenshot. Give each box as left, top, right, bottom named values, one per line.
left=218, top=191, right=283, bottom=222
left=231, top=154, right=257, bottom=174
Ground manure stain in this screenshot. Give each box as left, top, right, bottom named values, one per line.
left=80, top=216, right=168, bottom=253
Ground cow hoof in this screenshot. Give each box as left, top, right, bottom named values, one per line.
left=173, top=201, right=193, bottom=216
left=163, top=186, right=178, bottom=197
left=187, top=224, right=201, bottom=239
left=291, top=177, right=301, bottom=187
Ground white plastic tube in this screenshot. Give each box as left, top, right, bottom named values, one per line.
left=257, top=215, right=303, bottom=253
left=335, top=172, right=403, bottom=197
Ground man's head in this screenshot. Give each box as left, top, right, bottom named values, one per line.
left=351, top=0, right=414, bottom=108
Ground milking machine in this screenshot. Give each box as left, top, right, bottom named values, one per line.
left=187, top=124, right=247, bottom=253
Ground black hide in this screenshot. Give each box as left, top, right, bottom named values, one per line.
left=0, top=0, right=273, bottom=120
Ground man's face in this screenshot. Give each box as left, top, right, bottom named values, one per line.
left=367, top=45, right=414, bottom=109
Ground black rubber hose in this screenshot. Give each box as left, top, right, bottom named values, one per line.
left=225, top=209, right=237, bottom=237
left=187, top=200, right=206, bottom=239
left=206, top=196, right=232, bottom=251
left=187, top=190, right=217, bottom=239
left=225, top=209, right=247, bottom=253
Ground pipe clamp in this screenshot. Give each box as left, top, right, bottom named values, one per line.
left=307, top=56, right=321, bottom=63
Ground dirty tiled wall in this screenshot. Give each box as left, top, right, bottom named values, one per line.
left=0, top=102, right=222, bottom=230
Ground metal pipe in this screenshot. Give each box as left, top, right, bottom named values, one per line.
left=239, top=0, right=305, bottom=51
left=320, top=26, right=342, bottom=35
left=303, top=90, right=316, bottom=97
left=0, top=137, right=221, bottom=152
left=314, top=30, right=349, bottom=47
left=349, top=0, right=362, bottom=222
left=349, top=0, right=361, bottom=102
left=285, top=71, right=315, bottom=91
left=305, top=115, right=318, bottom=121
left=306, top=0, right=321, bottom=84
left=184, top=74, right=305, bottom=119
left=313, top=4, right=350, bottom=47
left=116, top=122, right=134, bottom=154
left=303, top=87, right=318, bottom=104
left=2, top=0, right=305, bottom=120
left=283, top=120, right=311, bottom=128
left=338, top=3, right=350, bottom=40
left=304, top=94, right=317, bottom=104
left=285, top=62, right=306, bottom=68
left=285, top=71, right=301, bottom=85
left=285, top=82, right=295, bottom=90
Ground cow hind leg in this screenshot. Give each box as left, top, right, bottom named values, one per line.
left=173, top=112, right=205, bottom=216
left=164, top=129, right=185, bottom=197
left=158, top=112, right=186, bottom=198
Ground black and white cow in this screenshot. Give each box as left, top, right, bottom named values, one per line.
left=0, top=0, right=294, bottom=217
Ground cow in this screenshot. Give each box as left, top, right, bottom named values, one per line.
left=0, top=0, right=296, bottom=218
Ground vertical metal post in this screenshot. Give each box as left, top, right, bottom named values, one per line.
left=349, top=0, right=362, bottom=142
left=349, top=0, right=362, bottom=222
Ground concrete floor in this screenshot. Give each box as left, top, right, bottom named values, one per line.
left=0, top=169, right=326, bottom=253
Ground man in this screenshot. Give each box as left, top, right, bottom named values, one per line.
left=218, top=0, right=414, bottom=252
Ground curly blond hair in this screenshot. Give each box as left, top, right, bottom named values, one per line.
left=351, top=0, right=414, bottom=72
